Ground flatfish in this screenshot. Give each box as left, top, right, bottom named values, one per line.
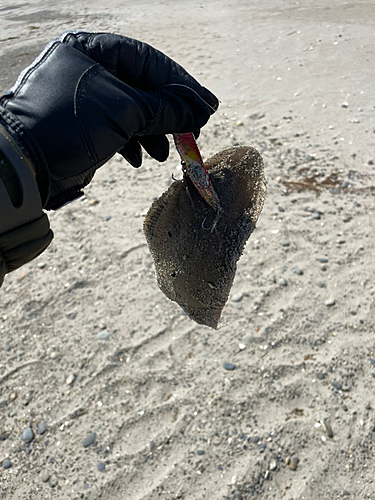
left=143, top=146, right=266, bottom=328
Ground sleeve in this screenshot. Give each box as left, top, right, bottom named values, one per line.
left=0, top=214, right=53, bottom=281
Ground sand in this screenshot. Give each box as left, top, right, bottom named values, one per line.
left=0, top=0, right=375, bottom=499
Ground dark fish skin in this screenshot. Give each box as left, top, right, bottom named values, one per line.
left=143, top=146, right=266, bottom=329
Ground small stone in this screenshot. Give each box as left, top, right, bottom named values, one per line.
left=197, top=450, right=206, bottom=455
left=223, top=363, right=236, bottom=371
left=2, top=460, right=11, bottom=469
left=236, top=120, right=244, bottom=126
left=316, top=281, right=325, bottom=288
left=325, top=298, right=336, bottom=307
left=97, top=462, right=106, bottom=472
left=280, top=241, right=290, bottom=247
left=66, top=374, right=76, bottom=385
left=293, top=267, right=303, bottom=275
left=341, top=102, right=349, bottom=108
left=317, top=258, right=328, bottom=263
left=37, top=262, right=46, bottom=269
left=269, top=459, right=277, bottom=471
left=21, top=427, right=34, bottom=444
left=279, top=278, right=288, bottom=287
left=312, top=211, right=321, bottom=220
left=96, top=330, right=112, bottom=340
left=331, top=380, right=342, bottom=390
left=16, top=349, right=24, bottom=356
left=288, top=457, right=299, bottom=470
left=9, top=392, right=17, bottom=402
left=38, top=422, right=47, bottom=435
left=83, top=432, right=96, bottom=448
left=41, top=471, right=51, bottom=483
left=231, top=292, right=244, bottom=302
left=258, top=443, right=266, bottom=452
left=323, top=419, right=334, bottom=438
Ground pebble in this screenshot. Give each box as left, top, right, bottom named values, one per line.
left=37, top=262, right=46, bottom=269
left=2, top=460, right=11, bottom=469
left=317, top=258, right=328, bottom=263
left=280, top=241, right=290, bottom=247
left=197, top=450, right=206, bottom=455
left=83, top=432, right=96, bottom=448
left=97, top=462, right=106, bottom=472
left=38, top=422, right=47, bottom=435
left=96, top=330, right=112, bottom=340
left=21, top=427, right=34, bottom=444
left=249, top=436, right=260, bottom=444
left=323, top=419, right=334, bottom=438
left=41, top=471, right=51, bottom=483
left=231, top=292, right=244, bottom=303
left=288, top=457, right=299, bottom=470
left=279, top=278, right=288, bottom=287
left=269, top=459, right=277, bottom=471
left=316, top=281, right=325, bottom=288
left=293, top=267, right=303, bottom=275
left=66, top=374, right=76, bottom=385
left=325, top=298, right=336, bottom=307
left=311, top=211, right=321, bottom=220
left=9, top=392, right=17, bottom=402
left=223, top=363, right=236, bottom=371
left=332, top=380, right=342, bottom=390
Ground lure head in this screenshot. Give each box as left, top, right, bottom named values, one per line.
left=173, top=133, right=221, bottom=211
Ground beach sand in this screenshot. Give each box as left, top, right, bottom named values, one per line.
left=1, top=1, right=375, bottom=498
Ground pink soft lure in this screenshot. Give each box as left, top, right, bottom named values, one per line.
left=173, top=133, right=221, bottom=212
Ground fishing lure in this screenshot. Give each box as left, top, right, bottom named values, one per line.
left=173, top=132, right=223, bottom=231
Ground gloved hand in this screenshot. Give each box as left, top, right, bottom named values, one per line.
left=0, top=31, right=219, bottom=210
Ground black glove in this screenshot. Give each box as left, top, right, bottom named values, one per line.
left=0, top=31, right=218, bottom=210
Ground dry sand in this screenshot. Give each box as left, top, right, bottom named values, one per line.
left=1, top=0, right=375, bottom=499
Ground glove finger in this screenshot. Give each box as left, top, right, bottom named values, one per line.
left=86, top=34, right=219, bottom=117
left=138, top=135, right=169, bottom=163
left=141, top=86, right=214, bottom=136
left=119, top=138, right=143, bottom=168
